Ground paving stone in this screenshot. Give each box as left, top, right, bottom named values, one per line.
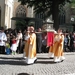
left=0, top=52, right=75, bottom=75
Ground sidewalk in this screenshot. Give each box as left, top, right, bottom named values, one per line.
left=0, top=52, right=75, bottom=75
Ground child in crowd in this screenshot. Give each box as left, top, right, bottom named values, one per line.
left=10, top=35, right=17, bottom=55
left=5, top=41, right=11, bottom=55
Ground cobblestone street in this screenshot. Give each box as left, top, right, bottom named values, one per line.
left=0, top=52, right=75, bottom=75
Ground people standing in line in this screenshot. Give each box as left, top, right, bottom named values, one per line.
left=23, top=26, right=37, bottom=64
left=64, top=33, right=70, bottom=52
left=70, top=32, right=75, bottom=52
left=73, top=33, right=75, bottom=52
left=0, top=27, right=7, bottom=54
left=53, top=28, right=65, bottom=63
left=10, top=35, right=17, bottom=55
left=36, top=28, right=42, bottom=53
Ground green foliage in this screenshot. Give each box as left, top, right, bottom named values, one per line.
left=18, top=0, right=71, bottom=19
left=18, top=0, right=72, bottom=30
left=71, top=0, right=75, bottom=8
left=15, top=20, right=27, bottom=29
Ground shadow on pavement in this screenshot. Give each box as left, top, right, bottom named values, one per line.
left=37, top=57, right=53, bottom=59
left=0, top=57, right=22, bottom=60
left=0, top=56, right=58, bottom=65
left=0, top=58, right=57, bottom=65
left=36, top=57, right=55, bottom=64
left=35, top=60, right=55, bottom=64
left=18, top=73, right=30, bottom=75
left=0, top=59, right=30, bottom=66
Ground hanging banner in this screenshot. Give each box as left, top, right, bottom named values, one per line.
left=47, top=32, right=54, bottom=46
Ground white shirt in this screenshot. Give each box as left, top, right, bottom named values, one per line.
left=25, top=34, right=30, bottom=40
left=17, top=33, right=22, bottom=40
left=0, top=32, right=7, bottom=46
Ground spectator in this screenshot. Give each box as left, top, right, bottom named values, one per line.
left=16, top=30, right=23, bottom=53
left=10, top=35, right=17, bottom=55
left=5, top=41, right=11, bottom=55
left=41, top=32, right=48, bottom=53
left=70, top=32, right=75, bottom=52
left=36, top=28, right=42, bottom=53
left=0, top=27, right=7, bottom=54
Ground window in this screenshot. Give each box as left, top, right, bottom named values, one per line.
left=16, top=5, right=26, bottom=17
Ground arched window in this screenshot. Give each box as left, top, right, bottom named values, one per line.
left=35, top=12, right=45, bottom=29
left=59, top=4, right=65, bottom=25
left=16, top=5, right=26, bottom=17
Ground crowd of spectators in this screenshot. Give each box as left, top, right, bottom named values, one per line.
left=0, top=26, right=75, bottom=55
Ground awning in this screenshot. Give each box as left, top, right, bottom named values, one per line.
left=11, top=17, right=43, bottom=22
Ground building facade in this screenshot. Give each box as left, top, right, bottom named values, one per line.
left=0, top=0, right=34, bottom=29
left=11, top=0, right=34, bottom=29
left=0, top=0, right=14, bottom=29
left=0, top=0, right=75, bottom=31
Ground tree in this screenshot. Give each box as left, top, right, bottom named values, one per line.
left=18, top=0, right=71, bottom=30
left=16, top=20, right=27, bottom=30
left=71, top=0, right=75, bottom=8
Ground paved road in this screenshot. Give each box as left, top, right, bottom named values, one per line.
left=0, top=52, right=75, bottom=75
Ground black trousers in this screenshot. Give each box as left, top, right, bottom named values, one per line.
left=0, top=46, right=5, bottom=54
left=17, top=39, right=22, bottom=53
left=42, top=45, right=49, bottom=53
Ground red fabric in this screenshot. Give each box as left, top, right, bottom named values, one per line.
left=12, top=40, right=16, bottom=44
left=47, top=32, right=54, bottom=46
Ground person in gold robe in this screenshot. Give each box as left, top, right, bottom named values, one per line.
left=53, top=28, right=65, bottom=63
left=23, top=26, right=37, bottom=64
left=23, top=26, right=30, bottom=58
left=48, top=30, right=57, bottom=58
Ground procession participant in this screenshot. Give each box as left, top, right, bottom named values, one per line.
left=53, top=28, right=65, bottom=63
left=0, top=27, right=7, bottom=54
left=24, top=26, right=37, bottom=64
left=48, top=30, right=57, bottom=58
left=23, top=26, right=30, bottom=58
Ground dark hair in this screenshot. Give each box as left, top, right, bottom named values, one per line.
left=12, top=35, right=16, bottom=39
left=58, top=28, right=62, bottom=31
left=0, top=27, right=4, bottom=30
